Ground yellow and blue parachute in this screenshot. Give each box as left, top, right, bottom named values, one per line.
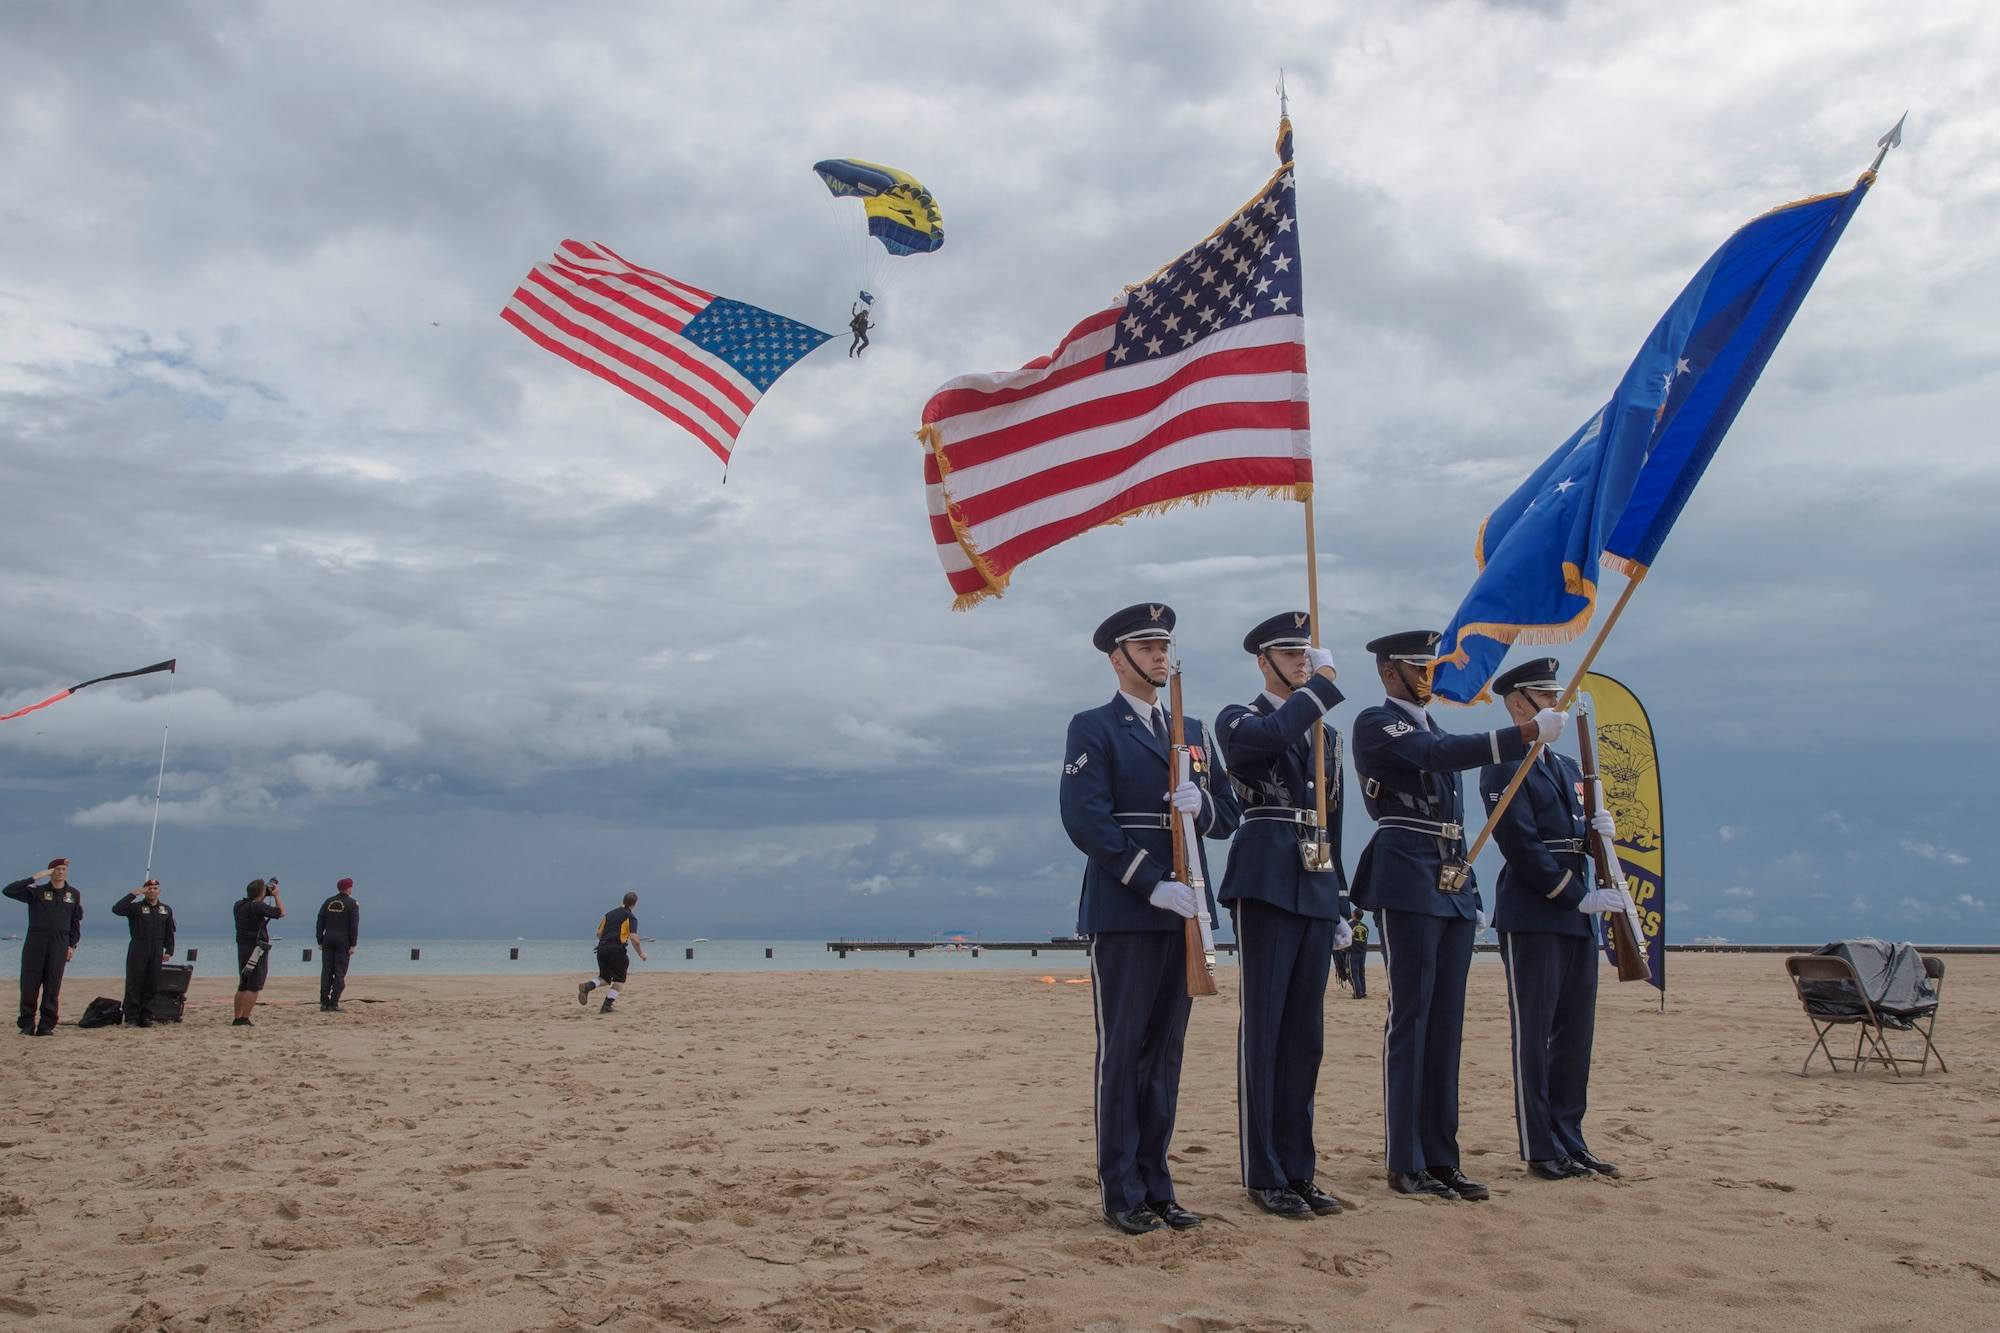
left=812, top=160, right=943, bottom=257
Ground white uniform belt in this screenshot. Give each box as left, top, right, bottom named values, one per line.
left=1113, top=812, right=1170, bottom=829
left=1377, top=815, right=1463, bottom=840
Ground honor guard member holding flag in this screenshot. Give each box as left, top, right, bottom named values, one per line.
left=316, top=878, right=360, bottom=1012
left=112, top=878, right=176, bottom=1027
left=1061, top=603, right=1239, bottom=1235
left=1350, top=631, right=1568, bottom=1200
left=6, top=859, right=83, bottom=1036
left=1214, top=612, right=1350, bottom=1220
left=1480, top=659, right=1626, bottom=1182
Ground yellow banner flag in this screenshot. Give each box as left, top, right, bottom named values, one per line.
left=1581, top=672, right=1665, bottom=991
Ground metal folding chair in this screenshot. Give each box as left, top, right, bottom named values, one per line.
left=1911, top=955, right=1949, bottom=1074
left=1785, top=955, right=1909, bottom=1077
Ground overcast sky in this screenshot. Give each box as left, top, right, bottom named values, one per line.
left=3, top=0, right=1996, bottom=945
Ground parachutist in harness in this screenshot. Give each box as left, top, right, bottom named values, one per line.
left=849, top=303, right=873, bottom=357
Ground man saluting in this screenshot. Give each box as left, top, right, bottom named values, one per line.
left=6, top=859, right=82, bottom=1036
left=112, top=878, right=176, bottom=1027
left=1480, top=658, right=1627, bottom=1182
left=1061, top=603, right=1239, bottom=1235
left=1214, top=612, right=1350, bottom=1220
left=1349, top=631, right=1567, bottom=1201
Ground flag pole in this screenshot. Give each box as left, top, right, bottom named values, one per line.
left=143, top=669, right=176, bottom=880
left=1461, top=571, right=1646, bottom=866
left=1305, top=494, right=1331, bottom=848
left=1280, top=73, right=1328, bottom=859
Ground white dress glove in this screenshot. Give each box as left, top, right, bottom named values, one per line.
left=1577, top=887, right=1627, bottom=914
left=1590, top=809, right=1616, bottom=840
left=1169, top=780, right=1203, bottom=814
left=1532, top=708, right=1570, bottom=744
left=1304, top=646, right=1336, bottom=674
left=1333, top=917, right=1354, bottom=950
left=1475, top=909, right=1489, bottom=931
left=1149, top=879, right=1198, bottom=918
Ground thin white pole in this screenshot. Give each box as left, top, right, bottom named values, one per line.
left=144, top=672, right=176, bottom=878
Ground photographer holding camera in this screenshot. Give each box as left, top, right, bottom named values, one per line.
left=232, top=878, right=283, bottom=1027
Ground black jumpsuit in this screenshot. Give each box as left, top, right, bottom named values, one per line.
left=112, top=895, right=177, bottom=1022
left=316, top=893, right=359, bottom=1008
left=6, top=878, right=83, bottom=1035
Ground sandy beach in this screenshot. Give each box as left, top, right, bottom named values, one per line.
left=1, top=955, right=1994, bottom=1331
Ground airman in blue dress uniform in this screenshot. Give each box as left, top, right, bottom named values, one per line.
left=1214, top=612, right=1350, bottom=1220
left=1061, top=603, right=1240, bottom=1235
left=1479, top=658, right=1627, bottom=1182
left=1349, top=631, right=1567, bottom=1200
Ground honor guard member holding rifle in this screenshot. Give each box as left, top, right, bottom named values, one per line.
left=316, top=877, right=360, bottom=1012
left=1061, top=603, right=1239, bottom=1236
left=6, top=859, right=83, bottom=1036
left=1479, top=659, right=1626, bottom=1182
left=1214, top=612, right=1350, bottom=1220
left=1349, top=631, right=1568, bottom=1200
left=112, top=878, right=176, bottom=1027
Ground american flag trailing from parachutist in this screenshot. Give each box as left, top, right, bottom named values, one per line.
left=920, top=127, right=1310, bottom=607
left=503, top=241, right=831, bottom=465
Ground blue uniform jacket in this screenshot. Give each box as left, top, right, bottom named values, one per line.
left=1480, top=750, right=1593, bottom=937
left=1061, top=695, right=1240, bottom=935
left=1214, top=675, right=1347, bottom=920
left=1349, top=702, right=1532, bottom=920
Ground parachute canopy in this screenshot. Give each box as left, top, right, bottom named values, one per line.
left=812, top=159, right=943, bottom=257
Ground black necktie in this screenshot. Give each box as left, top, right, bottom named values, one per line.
left=1150, top=706, right=1167, bottom=746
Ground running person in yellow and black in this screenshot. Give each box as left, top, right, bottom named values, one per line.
left=577, top=892, right=648, bottom=1013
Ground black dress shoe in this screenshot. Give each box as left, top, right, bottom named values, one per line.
left=1427, top=1166, right=1489, bottom=1201
left=1288, top=1180, right=1344, bottom=1215
left=134, top=1016, right=154, bottom=1028
left=1387, top=1170, right=1455, bottom=1199
left=1248, top=1187, right=1313, bottom=1218
left=1528, top=1156, right=1594, bottom=1180
left=32, top=1028, right=54, bottom=1037
left=1570, top=1149, right=1620, bottom=1177
left=1146, top=1199, right=1203, bottom=1230
left=1105, top=1205, right=1164, bottom=1235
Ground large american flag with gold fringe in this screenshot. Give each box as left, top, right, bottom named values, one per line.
left=919, top=128, right=1311, bottom=608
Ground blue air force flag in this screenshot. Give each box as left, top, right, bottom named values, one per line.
left=1433, top=173, right=1877, bottom=704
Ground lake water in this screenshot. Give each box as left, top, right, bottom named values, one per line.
left=0, top=936, right=1147, bottom=980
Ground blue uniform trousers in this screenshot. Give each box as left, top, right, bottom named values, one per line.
left=1230, top=899, right=1337, bottom=1189
left=1500, top=930, right=1598, bottom=1162
left=1349, top=943, right=1367, bottom=999
left=1378, top=909, right=1474, bottom=1175
left=1090, top=931, right=1192, bottom=1212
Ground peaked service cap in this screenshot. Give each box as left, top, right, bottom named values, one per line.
left=1243, top=611, right=1313, bottom=654
left=1093, top=603, right=1176, bottom=654
left=1365, top=630, right=1442, bottom=664
left=1491, top=658, right=1562, bottom=696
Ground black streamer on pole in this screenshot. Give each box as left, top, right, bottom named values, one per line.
left=0, top=658, right=176, bottom=724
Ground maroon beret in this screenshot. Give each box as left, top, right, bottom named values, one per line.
left=337, top=877, right=354, bottom=891
left=47, top=857, right=68, bottom=869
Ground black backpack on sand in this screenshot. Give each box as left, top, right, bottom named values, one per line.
left=77, top=997, right=124, bottom=1029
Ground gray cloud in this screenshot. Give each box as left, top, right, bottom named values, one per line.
left=2, top=1, right=1998, bottom=945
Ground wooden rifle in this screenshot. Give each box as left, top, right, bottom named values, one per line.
left=1167, top=667, right=1219, bottom=997
left=1576, top=699, right=1651, bottom=984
